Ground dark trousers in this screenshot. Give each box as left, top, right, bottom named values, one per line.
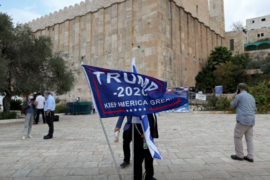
left=123, top=127, right=132, bottom=163
left=35, top=109, right=45, bottom=123
left=134, top=124, right=154, bottom=180
left=46, top=111, right=54, bottom=137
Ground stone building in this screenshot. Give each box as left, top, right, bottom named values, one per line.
left=247, top=15, right=270, bottom=31
left=28, top=0, right=225, bottom=102
left=225, top=15, right=270, bottom=59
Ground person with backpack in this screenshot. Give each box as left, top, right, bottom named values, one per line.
left=21, top=93, right=35, bottom=140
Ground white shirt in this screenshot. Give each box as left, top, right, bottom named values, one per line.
left=35, top=95, right=45, bottom=109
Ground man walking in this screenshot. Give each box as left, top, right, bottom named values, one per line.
left=44, top=90, right=56, bottom=140
left=34, top=93, right=46, bottom=124
left=115, top=116, right=132, bottom=168
left=230, top=83, right=257, bottom=162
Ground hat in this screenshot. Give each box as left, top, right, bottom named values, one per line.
left=45, top=90, right=51, bottom=94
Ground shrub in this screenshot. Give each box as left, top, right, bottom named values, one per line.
left=55, top=104, right=66, bottom=113
left=55, top=98, right=61, bottom=104
left=203, top=94, right=232, bottom=111
left=10, top=99, right=22, bottom=110
left=247, top=60, right=263, bottom=69
left=260, top=58, right=270, bottom=74
left=216, top=97, right=231, bottom=111
left=247, top=81, right=270, bottom=114
left=214, top=62, right=248, bottom=93
left=205, top=95, right=218, bottom=110
left=0, top=112, right=17, bottom=120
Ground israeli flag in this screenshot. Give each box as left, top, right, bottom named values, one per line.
left=132, top=58, right=163, bottom=160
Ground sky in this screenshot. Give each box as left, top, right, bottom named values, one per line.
left=0, top=0, right=270, bottom=32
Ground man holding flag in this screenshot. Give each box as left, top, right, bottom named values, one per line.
left=134, top=114, right=158, bottom=180
left=131, top=59, right=159, bottom=180
left=82, top=57, right=188, bottom=180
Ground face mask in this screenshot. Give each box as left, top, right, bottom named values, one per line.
left=29, top=96, right=33, bottom=99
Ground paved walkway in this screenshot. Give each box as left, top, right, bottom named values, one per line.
left=0, top=113, right=270, bottom=180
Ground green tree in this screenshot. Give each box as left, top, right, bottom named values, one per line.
left=195, top=66, right=215, bottom=92
left=208, top=46, right=233, bottom=69
left=195, top=46, right=232, bottom=92
left=214, top=62, right=248, bottom=93
left=231, top=53, right=251, bottom=69
left=0, top=13, right=75, bottom=113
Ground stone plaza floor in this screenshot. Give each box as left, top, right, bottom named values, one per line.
left=0, top=113, right=270, bottom=180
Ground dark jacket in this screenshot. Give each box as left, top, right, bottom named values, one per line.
left=22, top=99, right=35, bottom=114
left=147, top=114, right=159, bottom=139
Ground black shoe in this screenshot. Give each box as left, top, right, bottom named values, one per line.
left=244, top=156, right=254, bottom=162
left=120, top=162, right=129, bottom=168
left=145, top=176, right=157, bottom=180
left=146, top=178, right=157, bottom=180
left=43, top=135, right=53, bottom=139
left=231, top=155, right=243, bottom=161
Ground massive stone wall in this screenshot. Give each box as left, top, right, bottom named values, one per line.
left=176, top=0, right=210, bottom=26
left=159, top=1, right=224, bottom=87
left=28, top=0, right=125, bottom=32
left=28, top=0, right=224, bottom=37
left=32, top=0, right=224, bottom=101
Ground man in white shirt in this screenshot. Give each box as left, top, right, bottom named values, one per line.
left=34, top=93, right=46, bottom=124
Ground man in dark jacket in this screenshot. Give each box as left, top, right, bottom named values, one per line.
left=115, top=116, right=132, bottom=168
left=134, top=114, right=158, bottom=180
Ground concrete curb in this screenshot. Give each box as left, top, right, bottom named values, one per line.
left=0, top=119, right=25, bottom=124
left=0, top=113, right=66, bottom=124
left=193, top=111, right=232, bottom=114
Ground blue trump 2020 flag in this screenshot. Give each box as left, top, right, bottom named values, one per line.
left=82, top=65, right=188, bottom=118
left=131, top=58, right=162, bottom=159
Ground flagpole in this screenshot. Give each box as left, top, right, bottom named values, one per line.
left=132, top=123, right=135, bottom=180
left=99, top=118, right=123, bottom=180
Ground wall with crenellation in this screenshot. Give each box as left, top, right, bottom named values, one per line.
left=157, top=0, right=224, bottom=87
left=29, top=0, right=225, bottom=102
